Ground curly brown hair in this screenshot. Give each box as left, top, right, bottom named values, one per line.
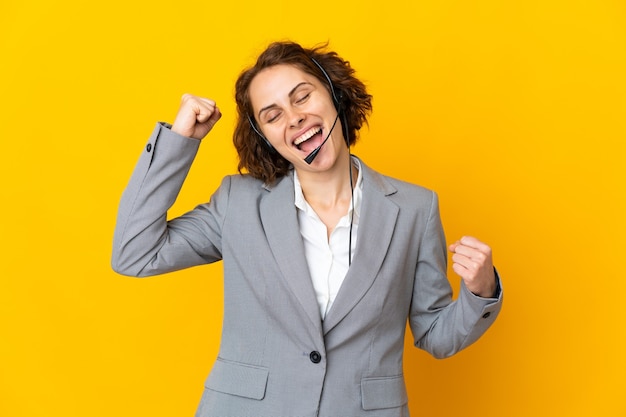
left=234, top=41, right=373, bottom=184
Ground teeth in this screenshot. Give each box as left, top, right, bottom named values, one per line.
left=294, top=127, right=321, bottom=145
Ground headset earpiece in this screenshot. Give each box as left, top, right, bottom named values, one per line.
left=334, top=90, right=345, bottom=113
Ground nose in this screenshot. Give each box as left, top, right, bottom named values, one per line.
left=287, top=108, right=305, bottom=128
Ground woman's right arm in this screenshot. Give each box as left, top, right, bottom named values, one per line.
left=111, top=95, right=224, bottom=277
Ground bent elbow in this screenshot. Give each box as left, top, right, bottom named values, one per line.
left=416, top=342, right=456, bottom=360
left=414, top=337, right=464, bottom=360
left=111, top=258, right=139, bottom=277
left=431, top=348, right=457, bottom=360
left=110, top=250, right=145, bottom=278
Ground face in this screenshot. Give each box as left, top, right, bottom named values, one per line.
left=249, top=64, right=348, bottom=172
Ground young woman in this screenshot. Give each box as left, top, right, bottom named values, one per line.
left=112, top=41, right=502, bottom=417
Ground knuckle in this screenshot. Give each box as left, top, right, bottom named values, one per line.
left=181, top=93, right=195, bottom=103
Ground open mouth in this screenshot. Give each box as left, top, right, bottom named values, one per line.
left=293, top=127, right=323, bottom=152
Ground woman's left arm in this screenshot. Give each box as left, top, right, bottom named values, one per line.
left=409, top=192, right=502, bottom=359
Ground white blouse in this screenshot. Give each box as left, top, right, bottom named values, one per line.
left=293, top=158, right=363, bottom=320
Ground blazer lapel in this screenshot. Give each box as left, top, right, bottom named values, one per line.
left=323, top=161, right=399, bottom=335
left=260, top=174, right=323, bottom=333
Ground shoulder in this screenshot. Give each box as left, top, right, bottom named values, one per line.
left=215, top=172, right=292, bottom=202
left=358, top=158, right=436, bottom=204
left=224, top=172, right=265, bottom=188
left=216, top=173, right=267, bottom=197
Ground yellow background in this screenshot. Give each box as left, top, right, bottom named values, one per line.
left=1, top=0, right=625, bottom=416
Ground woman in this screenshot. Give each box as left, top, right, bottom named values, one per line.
left=112, top=41, right=502, bottom=417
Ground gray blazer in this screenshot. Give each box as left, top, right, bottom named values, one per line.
left=112, top=123, right=502, bottom=417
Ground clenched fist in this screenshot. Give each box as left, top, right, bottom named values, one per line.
left=449, top=236, right=497, bottom=298
left=171, top=94, right=222, bottom=140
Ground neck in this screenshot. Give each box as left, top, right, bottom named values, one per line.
left=296, top=154, right=356, bottom=208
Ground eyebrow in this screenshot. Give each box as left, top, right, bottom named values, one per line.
left=257, top=82, right=313, bottom=119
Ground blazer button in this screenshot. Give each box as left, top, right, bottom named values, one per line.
left=482, top=312, right=491, bottom=319
left=309, top=351, right=322, bottom=364
left=146, top=143, right=153, bottom=152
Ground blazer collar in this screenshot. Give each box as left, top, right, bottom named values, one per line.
left=322, top=158, right=399, bottom=334
left=260, top=157, right=399, bottom=336
left=260, top=173, right=323, bottom=335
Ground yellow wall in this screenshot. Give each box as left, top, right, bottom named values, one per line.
left=1, top=1, right=624, bottom=415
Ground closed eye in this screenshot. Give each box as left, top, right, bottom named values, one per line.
left=295, top=92, right=310, bottom=104
left=266, top=111, right=282, bottom=123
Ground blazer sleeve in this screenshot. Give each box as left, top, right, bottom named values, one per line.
left=111, top=123, right=229, bottom=277
left=409, top=191, right=503, bottom=359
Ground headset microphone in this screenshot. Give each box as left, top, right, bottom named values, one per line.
left=303, top=110, right=341, bottom=164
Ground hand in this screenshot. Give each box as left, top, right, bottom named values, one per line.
left=171, top=94, right=222, bottom=140
left=449, top=236, right=496, bottom=298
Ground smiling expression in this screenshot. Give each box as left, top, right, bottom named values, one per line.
left=249, top=64, right=348, bottom=170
